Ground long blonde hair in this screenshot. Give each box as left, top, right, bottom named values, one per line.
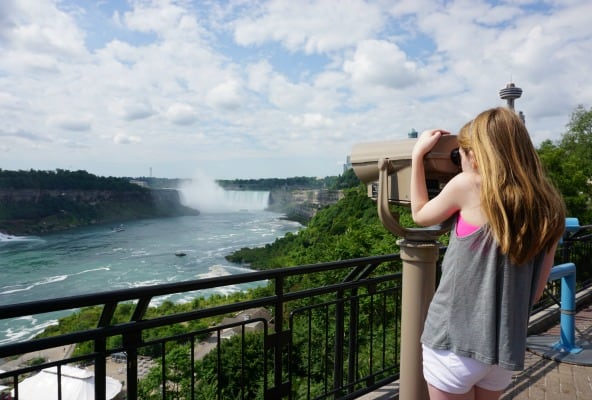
left=458, top=107, right=566, bottom=265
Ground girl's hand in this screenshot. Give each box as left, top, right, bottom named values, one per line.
left=412, top=129, right=450, bottom=159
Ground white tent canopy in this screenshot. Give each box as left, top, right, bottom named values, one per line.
left=13, top=365, right=121, bottom=400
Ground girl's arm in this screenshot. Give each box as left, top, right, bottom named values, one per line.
left=410, top=129, right=445, bottom=219
left=410, top=129, right=463, bottom=226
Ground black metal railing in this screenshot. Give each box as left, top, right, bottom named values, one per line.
left=0, top=253, right=406, bottom=400
left=1, top=235, right=591, bottom=400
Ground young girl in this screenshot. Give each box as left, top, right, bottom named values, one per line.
left=410, top=107, right=566, bottom=400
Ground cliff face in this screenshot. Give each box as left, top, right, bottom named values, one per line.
left=267, top=189, right=344, bottom=223
left=0, top=188, right=199, bottom=235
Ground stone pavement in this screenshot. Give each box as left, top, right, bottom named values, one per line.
left=361, top=292, right=592, bottom=400
left=502, top=301, right=592, bottom=399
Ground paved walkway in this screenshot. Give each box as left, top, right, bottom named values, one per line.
left=502, top=302, right=592, bottom=399
left=361, top=292, right=592, bottom=400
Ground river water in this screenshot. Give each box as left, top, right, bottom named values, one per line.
left=0, top=190, right=301, bottom=344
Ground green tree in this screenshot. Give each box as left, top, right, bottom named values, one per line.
left=538, top=105, right=592, bottom=223
left=194, top=333, right=266, bottom=399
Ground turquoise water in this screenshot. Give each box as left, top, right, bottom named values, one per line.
left=0, top=204, right=301, bottom=344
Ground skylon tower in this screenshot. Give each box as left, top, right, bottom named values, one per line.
left=499, top=82, right=525, bottom=123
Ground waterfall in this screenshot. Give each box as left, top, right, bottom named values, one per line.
left=222, top=190, right=270, bottom=211
left=178, top=173, right=270, bottom=213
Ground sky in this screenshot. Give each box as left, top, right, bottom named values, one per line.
left=0, top=0, right=591, bottom=180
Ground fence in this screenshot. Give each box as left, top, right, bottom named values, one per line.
left=0, top=254, right=405, bottom=400
left=1, top=237, right=591, bottom=400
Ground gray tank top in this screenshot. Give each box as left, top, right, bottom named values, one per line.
left=421, top=222, right=545, bottom=371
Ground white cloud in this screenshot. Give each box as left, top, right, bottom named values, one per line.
left=113, top=133, right=142, bottom=144
left=233, top=0, right=384, bottom=54
left=0, top=0, right=88, bottom=70
left=344, top=39, right=421, bottom=89
left=246, top=60, right=273, bottom=93
left=0, top=0, right=590, bottom=179
left=166, top=103, right=198, bottom=125
left=206, top=80, right=243, bottom=110
left=122, top=0, right=193, bottom=36
left=0, top=127, right=51, bottom=143
left=48, top=115, right=92, bottom=131
left=290, top=113, right=334, bottom=129
left=110, top=99, right=155, bottom=121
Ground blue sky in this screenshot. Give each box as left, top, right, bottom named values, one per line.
left=0, top=0, right=590, bottom=180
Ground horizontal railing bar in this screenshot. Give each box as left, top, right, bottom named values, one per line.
left=0, top=272, right=402, bottom=359
left=0, top=353, right=94, bottom=379
left=0, top=254, right=403, bottom=318
left=280, top=271, right=401, bottom=302
left=0, top=295, right=278, bottom=357
left=0, top=267, right=402, bottom=342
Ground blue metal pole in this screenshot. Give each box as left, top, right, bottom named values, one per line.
left=548, top=263, right=582, bottom=354
left=560, top=269, right=576, bottom=349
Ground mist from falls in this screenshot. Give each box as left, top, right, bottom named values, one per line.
left=178, top=172, right=270, bottom=213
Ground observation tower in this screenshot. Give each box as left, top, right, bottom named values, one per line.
left=499, top=82, right=525, bottom=123
left=499, top=82, right=522, bottom=111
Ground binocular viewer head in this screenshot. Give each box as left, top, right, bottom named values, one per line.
left=351, top=135, right=460, bottom=205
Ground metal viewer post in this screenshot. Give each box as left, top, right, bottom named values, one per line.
left=351, top=135, right=458, bottom=399
left=376, top=158, right=449, bottom=400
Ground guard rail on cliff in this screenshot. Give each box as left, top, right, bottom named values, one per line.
left=0, top=253, right=407, bottom=400
left=0, top=237, right=590, bottom=400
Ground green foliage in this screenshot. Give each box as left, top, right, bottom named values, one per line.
left=0, top=169, right=144, bottom=190
left=217, top=176, right=331, bottom=191
left=197, top=333, right=266, bottom=399
left=226, top=185, right=405, bottom=269
left=138, top=343, right=195, bottom=400
left=25, top=357, right=47, bottom=367
left=138, top=333, right=268, bottom=400
left=288, top=287, right=401, bottom=398
left=37, top=294, right=262, bottom=357
left=323, top=168, right=362, bottom=190
left=538, top=105, right=592, bottom=224
left=538, top=140, right=590, bottom=222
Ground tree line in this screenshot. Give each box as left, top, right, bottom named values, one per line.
left=537, top=105, right=592, bottom=223
left=0, top=169, right=145, bottom=191
left=217, top=174, right=359, bottom=191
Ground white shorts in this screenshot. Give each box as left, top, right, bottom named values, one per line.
left=422, top=344, right=514, bottom=394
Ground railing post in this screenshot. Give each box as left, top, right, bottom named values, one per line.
left=94, top=337, right=107, bottom=400
left=124, top=331, right=141, bottom=400
left=269, top=276, right=291, bottom=399
left=347, top=289, right=360, bottom=393
left=398, top=239, right=439, bottom=400
left=334, top=290, right=345, bottom=397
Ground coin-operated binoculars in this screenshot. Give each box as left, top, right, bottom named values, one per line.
left=351, top=135, right=460, bottom=400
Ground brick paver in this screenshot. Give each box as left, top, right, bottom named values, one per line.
left=502, top=303, right=592, bottom=399
left=360, top=301, right=592, bottom=399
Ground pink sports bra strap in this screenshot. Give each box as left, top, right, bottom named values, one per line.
left=456, top=213, right=480, bottom=237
